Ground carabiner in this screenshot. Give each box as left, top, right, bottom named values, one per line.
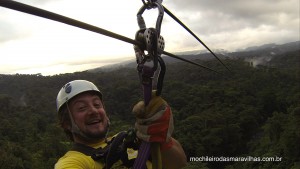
left=137, top=0, right=164, bottom=35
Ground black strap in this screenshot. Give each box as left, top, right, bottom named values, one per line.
left=71, top=142, right=109, bottom=161
left=70, top=130, right=138, bottom=169
left=106, top=131, right=132, bottom=169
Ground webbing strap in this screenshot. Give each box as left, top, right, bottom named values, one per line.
left=133, top=142, right=151, bottom=169
left=72, top=143, right=95, bottom=156
left=140, top=66, right=155, bottom=105
left=71, top=131, right=135, bottom=169
left=71, top=143, right=109, bottom=161
left=134, top=66, right=154, bottom=168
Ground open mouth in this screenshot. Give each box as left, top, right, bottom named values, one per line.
left=86, top=119, right=101, bottom=125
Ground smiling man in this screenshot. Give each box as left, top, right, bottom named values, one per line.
left=67, top=91, right=109, bottom=143
left=55, top=80, right=186, bottom=169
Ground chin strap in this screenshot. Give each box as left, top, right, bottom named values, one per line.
left=66, top=103, right=110, bottom=141
left=66, top=103, right=90, bottom=140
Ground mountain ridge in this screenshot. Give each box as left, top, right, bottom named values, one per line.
left=89, top=41, right=299, bottom=72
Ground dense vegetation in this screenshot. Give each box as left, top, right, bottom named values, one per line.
left=0, top=49, right=299, bottom=169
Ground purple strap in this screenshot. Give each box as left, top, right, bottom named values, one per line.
left=143, top=80, right=152, bottom=105
left=133, top=142, right=151, bottom=169
left=134, top=65, right=154, bottom=168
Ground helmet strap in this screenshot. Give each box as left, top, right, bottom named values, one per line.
left=66, top=103, right=94, bottom=141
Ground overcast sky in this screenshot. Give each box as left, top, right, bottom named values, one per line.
left=0, top=0, right=299, bottom=75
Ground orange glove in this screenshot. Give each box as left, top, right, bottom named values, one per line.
left=133, top=93, right=174, bottom=145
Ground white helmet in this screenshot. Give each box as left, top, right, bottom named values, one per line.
left=56, top=80, right=102, bottom=112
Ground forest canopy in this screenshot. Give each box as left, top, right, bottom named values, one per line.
left=0, top=48, right=299, bottom=169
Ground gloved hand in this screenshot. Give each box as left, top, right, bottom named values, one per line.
left=133, top=92, right=174, bottom=144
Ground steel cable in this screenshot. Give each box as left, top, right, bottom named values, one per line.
left=163, top=6, right=231, bottom=72
left=0, top=0, right=223, bottom=74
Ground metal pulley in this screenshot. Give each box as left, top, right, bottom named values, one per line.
left=134, top=28, right=165, bottom=70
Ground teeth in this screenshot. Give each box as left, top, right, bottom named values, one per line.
left=87, top=119, right=101, bottom=124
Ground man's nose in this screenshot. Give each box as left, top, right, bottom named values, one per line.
left=88, top=105, right=98, bottom=114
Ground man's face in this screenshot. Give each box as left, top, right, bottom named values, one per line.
left=68, top=92, right=109, bottom=141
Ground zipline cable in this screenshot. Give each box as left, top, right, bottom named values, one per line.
left=0, top=0, right=140, bottom=46
left=162, top=51, right=222, bottom=75
left=163, top=6, right=231, bottom=72
left=0, top=0, right=222, bottom=74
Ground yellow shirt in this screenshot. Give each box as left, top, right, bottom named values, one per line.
left=55, top=140, right=151, bottom=169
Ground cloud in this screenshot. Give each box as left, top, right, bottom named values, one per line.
left=167, top=0, right=298, bottom=30
left=0, top=55, right=133, bottom=75
left=0, top=10, right=32, bottom=43
left=17, top=0, right=61, bottom=5
left=0, top=0, right=298, bottom=75
left=0, top=21, right=20, bottom=43
left=163, top=0, right=299, bottom=50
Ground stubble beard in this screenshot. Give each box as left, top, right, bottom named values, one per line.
left=75, top=122, right=109, bottom=142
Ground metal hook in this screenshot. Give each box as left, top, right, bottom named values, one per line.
left=137, top=1, right=164, bottom=36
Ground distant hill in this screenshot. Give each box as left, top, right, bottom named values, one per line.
left=242, top=41, right=300, bottom=52
left=89, top=41, right=300, bottom=72
left=230, top=41, right=300, bottom=68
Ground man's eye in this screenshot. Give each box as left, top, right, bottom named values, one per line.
left=77, top=106, right=86, bottom=111
left=94, top=102, right=102, bottom=108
